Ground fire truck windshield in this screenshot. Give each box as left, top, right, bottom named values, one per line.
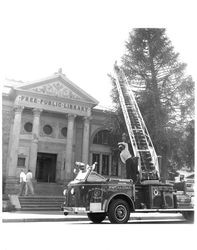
left=75, top=169, right=90, bottom=181
left=87, top=172, right=107, bottom=182
left=74, top=168, right=106, bottom=182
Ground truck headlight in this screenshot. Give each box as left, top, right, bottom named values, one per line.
left=63, top=189, right=67, bottom=196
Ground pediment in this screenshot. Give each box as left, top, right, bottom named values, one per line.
left=30, top=81, right=84, bottom=100
left=17, top=73, right=99, bottom=106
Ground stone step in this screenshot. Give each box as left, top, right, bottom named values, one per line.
left=19, top=198, right=64, bottom=202
left=20, top=207, right=61, bottom=211
left=19, top=201, right=63, bottom=205
left=20, top=204, right=62, bottom=208
left=34, top=184, right=65, bottom=196
left=4, top=180, right=66, bottom=196
left=18, top=196, right=65, bottom=211
left=19, top=195, right=64, bottom=199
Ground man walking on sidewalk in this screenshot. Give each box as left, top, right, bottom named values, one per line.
left=19, top=169, right=26, bottom=196
left=25, top=169, right=34, bottom=196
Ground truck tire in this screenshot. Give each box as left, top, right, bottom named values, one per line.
left=182, top=211, right=194, bottom=222
left=108, top=199, right=130, bottom=224
left=87, top=212, right=107, bottom=223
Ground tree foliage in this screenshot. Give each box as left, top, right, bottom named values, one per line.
left=110, top=28, right=194, bottom=176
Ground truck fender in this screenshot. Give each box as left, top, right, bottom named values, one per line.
left=103, top=192, right=135, bottom=212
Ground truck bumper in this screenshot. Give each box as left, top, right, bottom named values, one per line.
left=61, top=202, right=105, bottom=214
left=62, top=206, right=87, bottom=214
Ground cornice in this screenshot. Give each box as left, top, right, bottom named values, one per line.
left=16, top=73, right=99, bottom=106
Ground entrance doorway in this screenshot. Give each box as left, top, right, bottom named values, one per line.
left=36, top=153, right=57, bottom=182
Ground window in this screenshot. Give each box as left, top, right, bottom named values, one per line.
left=61, top=127, right=67, bottom=137
left=111, top=154, right=119, bottom=176
left=43, top=125, right=53, bottom=135
left=102, top=154, right=109, bottom=175
left=92, top=153, right=118, bottom=176
left=93, top=130, right=110, bottom=145
left=17, top=157, right=26, bottom=167
left=24, top=122, right=33, bottom=133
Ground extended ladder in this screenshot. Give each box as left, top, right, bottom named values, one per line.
left=113, top=64, right=160, bottom=181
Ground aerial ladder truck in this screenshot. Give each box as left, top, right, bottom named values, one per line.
left=61, top=64, right=194, bottom=223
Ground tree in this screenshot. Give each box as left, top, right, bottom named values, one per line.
left=182, top=120, right=194, bottom=171
left=110, top=28, right=194, bottom=179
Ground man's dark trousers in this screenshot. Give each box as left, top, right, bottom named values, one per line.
left=126, top=158, right=137, bottom=183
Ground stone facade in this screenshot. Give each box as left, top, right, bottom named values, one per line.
left=2, top=71, right=121, bottom=195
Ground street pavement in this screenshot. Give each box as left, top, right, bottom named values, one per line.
left=2, top=210, right=88, bottom=223
left=2, top=214, right=195, bottom=250
left=2, top=210, right=187, bottom=223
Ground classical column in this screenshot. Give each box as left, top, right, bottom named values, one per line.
left=82, top=116, right=91, bottom=164
left=99, top=153, right=102, bottom=175
left=7, top=106, right=24, bottom=177
left=108, top=155, right=112, bottom=176
left=29, top=108, right=42, bottom=177
left=65, top=114, right=76, bottom=180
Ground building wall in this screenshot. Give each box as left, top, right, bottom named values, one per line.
left=2, top=104, right=121, bottom=194
left=2, top=98, right=13, bottom=180
left=2, top=77, right=121, bottom=195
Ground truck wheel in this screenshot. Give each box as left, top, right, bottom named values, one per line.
left=108, top=199, right=130, bottom=224
left=87, top=213, right=107, bottom=223
left=182, top=211, right=194, bottom=222
left=64, top=212, right=68, bottom=216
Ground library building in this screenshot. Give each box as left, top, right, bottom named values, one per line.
left=2, top=69, right=121, bottom=196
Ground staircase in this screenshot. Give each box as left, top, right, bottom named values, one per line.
left=34, top=182, right=65, bottom=196
left=18, top=196, right=65, bottom=211
left=114, top=64, right=160, bottom=181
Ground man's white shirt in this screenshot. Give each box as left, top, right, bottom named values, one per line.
left=20, top=172, right=26, bottom=182
left=119, top=142, right=132, bottom=163
left=26, top=172, right=33, bottom=182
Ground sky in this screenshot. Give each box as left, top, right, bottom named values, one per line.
left=0, top=0, right=196, bottom=246
left=1, top=0, right=196, bottom=108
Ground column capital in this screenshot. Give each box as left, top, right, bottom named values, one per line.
left=33, top=108, right=43, bottom=117
left=87, top=107, right=92, bottom=117
left=13, top=105, right=24, bottom=113
left=67, top=113, right=77, bottom=120
left=83, top=116, right=92, bottom=121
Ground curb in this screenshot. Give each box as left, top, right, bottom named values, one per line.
left=2, top=217, right=89, bottom=223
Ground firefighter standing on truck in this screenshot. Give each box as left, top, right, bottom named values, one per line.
left=118, top=133, right=138, bottom=183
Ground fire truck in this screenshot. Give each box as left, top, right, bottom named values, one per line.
left=61, top=64, right=194, bottom=223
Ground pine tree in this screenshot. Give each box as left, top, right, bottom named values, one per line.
left=110, top=28, right=194, bottom=179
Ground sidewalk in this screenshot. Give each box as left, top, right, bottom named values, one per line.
left=2, top=210, right=184, bottom=223
left=2, top=210, right=88, bottom=223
